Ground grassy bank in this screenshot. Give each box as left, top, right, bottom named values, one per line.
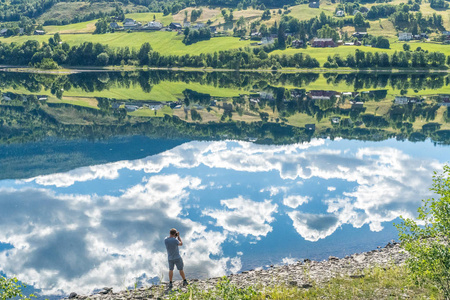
left=166, top=266, right=439, bottom=299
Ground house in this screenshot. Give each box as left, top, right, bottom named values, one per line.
left=183, top=21, right=191, bottom=28
left=144, top=21, right=163, bottom=30
left=34, top=30, right=45, bottom=35
left=352, top=32, right=367, bottom=39
left=352, top=9, right=360, bottom=15
left=111, top=102, right=123, bottom=109
left=399, top=32, right=412, bottom=41
left=123, top=19, right=141, bottom=30
left=413, top=33, right=428, bottom=40
left=344, top=41, right=361, bottom=46
left=110, top=22, right=123, bottom=30
left=125, top=105, right=139, bottom=112
left=169, top=23, right=182, bottom=30
left=309, top=1, right=320, bottom=8
left=442, top=31, right=450, bottom=43
left=210, top=26, right=217, bottom=33
left=336, top=10, right=345, bottom=17
left=145, top=103, right=163, bottom=110
left=394, top=96, right=409, bottom=105
left=394, top=96, right=421, bottom=105
left=191, top=23, right=205, bottom=30
left=260, top=37, right=275, bottom=45
left=0, top=28, right=7, bottom=36
left=305, top=124, right=316, bottom=131
left=312, top=38, right=337, bottom=47
left=1, top=94, right=11, bottom=101
left=251, top=32, right=262, bottom=40
left=259, top=92, right=275, bottom=100
left=292, top=39, right=304, bottom=48
left=331, top=117, right=341, bottom=124
left=308, top=90, right=340, bottom=100
left=290, top=90, right=303, bottom=98
left=440, top=99, right=450, bottom=107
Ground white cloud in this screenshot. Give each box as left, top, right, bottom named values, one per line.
left=202, top=196, right=278, bottom=237
left=0, top=175, right=231, bottom=296
left=288, top=211, right=340, bottom=242
left=283, top=195, right=311, bottom=209
left=327, top=186, right=336, bottom=191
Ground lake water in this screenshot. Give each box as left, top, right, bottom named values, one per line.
left=0, top=70, right=449, bottom=297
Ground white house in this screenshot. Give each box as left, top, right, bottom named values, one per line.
left=336, top=10, right=345, bottom=17
left=145, top=21, right=163, bottom=30
left=394, top=96, right=408, bottom=105
left=399, top=32, right=412, bottom=41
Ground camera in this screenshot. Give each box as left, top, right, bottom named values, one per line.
left=175, top=232, right=178, bottom=237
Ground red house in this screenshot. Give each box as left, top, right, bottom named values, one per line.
left=312, top=38, right=337, bottom=47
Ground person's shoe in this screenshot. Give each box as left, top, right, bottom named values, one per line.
left=183, top=280, right=189, bottom=286
left=168, top=281, right=173, bottom=289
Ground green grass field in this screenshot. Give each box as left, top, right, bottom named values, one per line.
left=44, top=20, right=97, bottom=34
left=288, top=2, right=336, bottom=21
left=0, top=31, right=253, bottom=55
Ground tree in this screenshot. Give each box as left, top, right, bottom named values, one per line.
left=277, top=22, right=286, bottom=49
left=403, top=43, right=411, bottom=51
left=354, top=12, right=365, bottom=28
left=1, top=276, right=35, bottom=300
left=396, top=165, right=450, bottom=299
left=138, top=42, right=152, bottom=65
left=96, top=52, right=109, bottom=66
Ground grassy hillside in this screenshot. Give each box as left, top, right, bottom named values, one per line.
left=37, top=2, right=148, bottom=22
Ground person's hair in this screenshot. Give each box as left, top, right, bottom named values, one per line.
left=170, top=228, right=177, bottom=236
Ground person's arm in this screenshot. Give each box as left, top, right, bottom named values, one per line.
left=177, top=231, right=183, bottom=246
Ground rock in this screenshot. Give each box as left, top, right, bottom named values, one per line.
left=288, top=281, right=297, bottom=287
left=69, top=240, right=409, bottom=300
left=328, top=256, right=339, bottom=261
left=69, top=292, right=77, bottom=299
left=350, top=274, right=365, bottom=279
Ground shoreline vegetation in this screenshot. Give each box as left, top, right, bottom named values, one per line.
left=1, top=34, right=450, bottom=72
left=62, top=242, right=440, bottom=300
left=2, top=65, right=450, bottom=75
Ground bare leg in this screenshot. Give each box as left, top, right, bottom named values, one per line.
left=179, top=270, right=186, bottom=280
left=169, top=270, right=174, bottom=282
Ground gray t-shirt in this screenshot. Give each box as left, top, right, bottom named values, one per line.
left=165, top=237, right=181, bottom=260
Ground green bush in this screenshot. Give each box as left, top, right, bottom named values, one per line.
left=397, top=165, right=450, bottom=298
left=0, top=276, right=35, bottom=300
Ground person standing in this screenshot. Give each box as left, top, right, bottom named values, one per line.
left=164, top=228, right=188, bottom=289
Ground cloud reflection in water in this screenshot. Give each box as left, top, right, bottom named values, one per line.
left=0, top=139, right=445, bottom=296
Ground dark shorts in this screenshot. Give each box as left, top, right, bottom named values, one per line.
left=168, top=258, right=184, bottom=271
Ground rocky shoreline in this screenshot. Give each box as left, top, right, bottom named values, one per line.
left=66, top=241, right=408, bottom=300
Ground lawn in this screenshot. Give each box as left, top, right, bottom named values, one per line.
left=0, top=31, right=254, bottom=55
left=288, top=2, right=336, bottom=21
left=367, top=19, right=398, bottom=39
left=44, top=20, right=97, bottom=34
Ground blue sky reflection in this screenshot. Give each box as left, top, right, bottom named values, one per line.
left=0, top=138, right=447, bottom=296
